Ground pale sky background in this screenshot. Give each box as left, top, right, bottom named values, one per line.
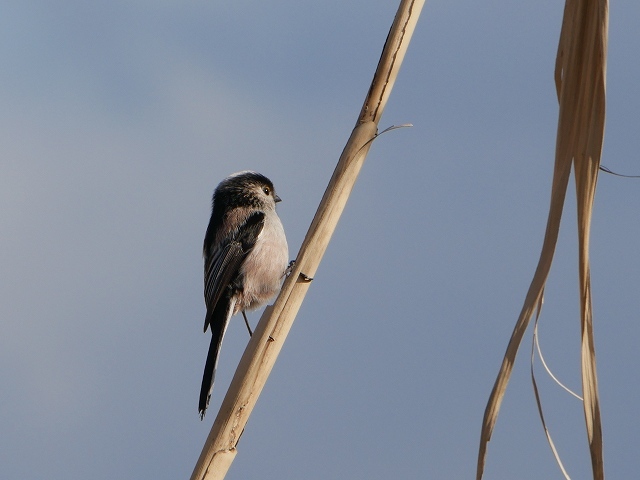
left=2, top=1, right=639, bottom=479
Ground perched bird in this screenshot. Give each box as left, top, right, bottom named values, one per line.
left=199, top=171, right=289, bottom=418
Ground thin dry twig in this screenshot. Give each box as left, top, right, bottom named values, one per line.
left=599, top=165, right=640, bottom=178
left=533, top=317, right=583, bottom=402
left=529, top=294, right=573, bottom=480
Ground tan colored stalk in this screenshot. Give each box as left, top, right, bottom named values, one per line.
left=190, top=1, right=425, bottom=479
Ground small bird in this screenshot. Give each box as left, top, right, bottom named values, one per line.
left=199, top=171, right=289, bottom=419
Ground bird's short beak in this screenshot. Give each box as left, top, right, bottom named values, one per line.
left=274, top=194, right=282, bottom=203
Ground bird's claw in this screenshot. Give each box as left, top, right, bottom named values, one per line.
left=285, top=260, right=296, bottom=277
left=285, top=260, right=312, bottom=282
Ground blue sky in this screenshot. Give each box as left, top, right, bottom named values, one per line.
left=1, top=1, right=639, bottom=478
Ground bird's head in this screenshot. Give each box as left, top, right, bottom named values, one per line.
left=214, top=171, right=281, bottom=211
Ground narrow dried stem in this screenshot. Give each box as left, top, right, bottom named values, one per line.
left=190, top=2, right=425, bottom=479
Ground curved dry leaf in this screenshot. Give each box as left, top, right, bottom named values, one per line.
left=476, top=1, right=608, bottom=478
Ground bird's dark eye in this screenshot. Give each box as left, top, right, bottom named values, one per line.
left=263, top=187, right=271, bottom=195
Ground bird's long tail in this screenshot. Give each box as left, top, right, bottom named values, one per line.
left=199, top=298, right=234, bottom=419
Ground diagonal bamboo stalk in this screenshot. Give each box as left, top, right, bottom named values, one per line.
left=476, top=0, right=608, bottom=478
left=190, top=2, right=425, bottom=479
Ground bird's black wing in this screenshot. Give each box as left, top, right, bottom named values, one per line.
left=199, top=211, right=265, bottom=417
left=202, top=211, right=265, bottom=332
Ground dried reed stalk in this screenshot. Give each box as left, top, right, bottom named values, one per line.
left=190, top=1, right=425, bottom=479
